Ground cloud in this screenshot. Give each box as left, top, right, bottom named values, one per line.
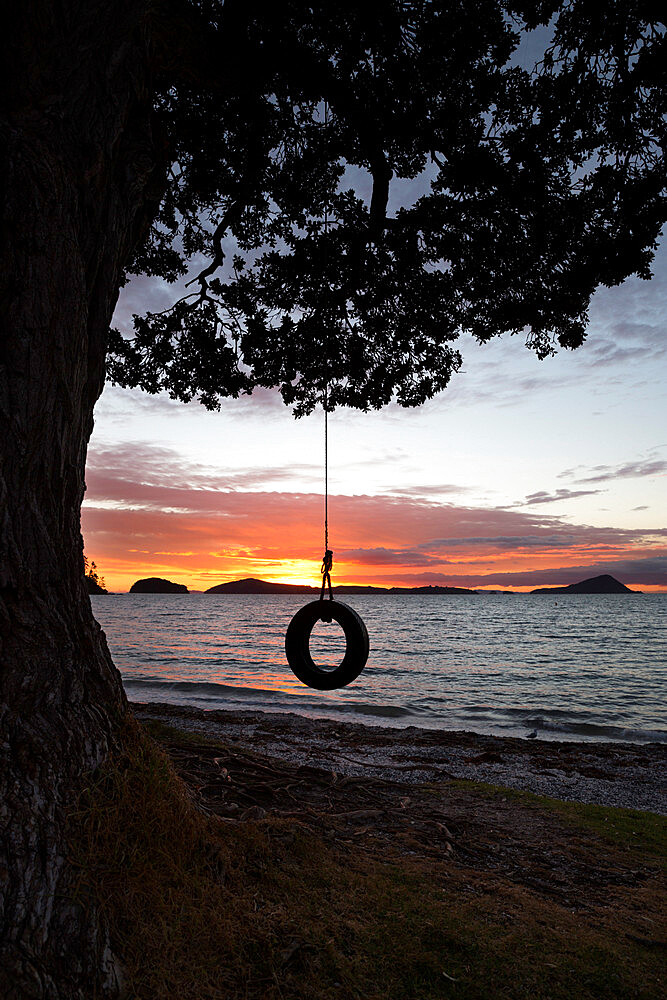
left=421, top=233, right=667, bottom=411
left=388, top=484, right=473, bottom=497
left=392, top=557, right=667, bottom=588
left=108, top=228, right=667, bottom=425
left=420, top=521, right=667, bottom=551
left=562, top=458, right=667, bottom=485
left=83, top=441, right=667, bottom=590
left=96, top=383, right=293, bottom=426
left=520, top=488, right=603, bottom=506
left=86, top=441, right=321, bottom=502
left=422, top=534, right=581, bottom=550
left=582, top=322, right=667, bottom=371
left=337, top=547, right=444, bottom=567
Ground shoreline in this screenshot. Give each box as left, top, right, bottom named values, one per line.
left=132, top=700, right=667, bottom=815
left=124, top=688, right=666, bottom=745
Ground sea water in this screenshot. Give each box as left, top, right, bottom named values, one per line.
left=91, top=593, right=667, bottom=743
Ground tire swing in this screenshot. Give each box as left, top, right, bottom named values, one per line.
left=285, top=404, right=369, bottom=691
left=285, top=551, right=370, bottom=691
left=285, top=100, right=369, bottom=691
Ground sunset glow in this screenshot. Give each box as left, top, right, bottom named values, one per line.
left=85, top=237, right=667, bottom=595
left=82, top=469, right=666, bottom=594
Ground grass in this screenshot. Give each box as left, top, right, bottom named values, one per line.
left=68, top=721, right=665, bottom=999
left=446, top=778, right=667, bottom=867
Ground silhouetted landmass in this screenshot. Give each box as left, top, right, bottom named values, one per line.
left=206, top=575, right=638, bottom=596
left=531, top=574, right=634, bottom=595
left=130, top=577, right=189, bottom=594
left=85, top=577, right=108, bottom=595
left=205, top=577, right=476, bottom=595
left=475, top=590, right=519, bottom=595
left=206, top=578, right=313, bottom=594
left=386, top=585, right=477, bottom=595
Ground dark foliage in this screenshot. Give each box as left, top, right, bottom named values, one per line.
left=84, top=557, right=107, bottom=594
left=107, top=1, right=667, bottom=414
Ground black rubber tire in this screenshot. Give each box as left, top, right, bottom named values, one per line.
left=285, top=600, right=369, bottom=690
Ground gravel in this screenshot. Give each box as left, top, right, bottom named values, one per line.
left=132, top=701, right=667, bottom=815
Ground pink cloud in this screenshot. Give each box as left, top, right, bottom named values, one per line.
left=83, top=442, right=667, bottom=591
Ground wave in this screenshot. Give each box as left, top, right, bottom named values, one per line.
left=516, top=714, right=666, bottom=743
left=457, top=706, right=666, bottom=743
left=122, top=677, right=666, bottom=742
left=122, top=677, right=416, bottom=721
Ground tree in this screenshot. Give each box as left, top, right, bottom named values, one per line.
left=0, top=2, right=664, bottom=995
left=84, top=557, right=107, bottom=595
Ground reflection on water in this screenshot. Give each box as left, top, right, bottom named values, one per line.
left=92, top=593, right=667, bottom=743
left=309, top=619, right=347, bottom=671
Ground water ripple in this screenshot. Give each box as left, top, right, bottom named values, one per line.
left=92, top=593, right=667, bottom=743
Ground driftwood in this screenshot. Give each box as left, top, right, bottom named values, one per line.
left=151, top=730, right=658, bottom=911
left=161, top=739, right=458, bottom=858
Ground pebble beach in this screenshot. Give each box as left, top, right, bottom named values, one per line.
left=133, top=701, right=667, bottom=815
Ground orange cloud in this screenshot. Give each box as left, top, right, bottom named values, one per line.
left=82, top=443, right=667, bottom=592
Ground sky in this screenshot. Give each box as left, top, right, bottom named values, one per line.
left=81, top=23, right=666, bottom=593
left=83, top=232, right=667, bottom=593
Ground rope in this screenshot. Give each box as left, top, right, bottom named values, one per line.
left=324, top=381, right=328, bottom=553
left=320, top=384, right=332, bottom=601
left=320, top=99, right=333, bottom=603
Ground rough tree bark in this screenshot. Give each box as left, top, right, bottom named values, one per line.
left=0, top=3, right=165, bottom=995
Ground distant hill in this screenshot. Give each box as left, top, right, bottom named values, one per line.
left=387, top=584, right=477, bottom=595
left=130, top=577, right=189, bottom=594
left=206, top=578, right=314, bottom=594
left=531, top=574, right=634, bottom=595
left=205, top=577, right=476, bottom=595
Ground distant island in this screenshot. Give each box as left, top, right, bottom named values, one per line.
left=203, top=574, right=637, bottom=596
left=130, top=577, right=189, bottom=594
left=205, top=577, right=476, bottom=595
left=530, top=574, right=634, bottom=595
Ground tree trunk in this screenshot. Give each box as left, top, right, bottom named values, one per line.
left=0, top=3, right=164, bottom=995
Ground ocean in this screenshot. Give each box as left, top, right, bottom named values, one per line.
left=91, top=593, right=667, bottom=744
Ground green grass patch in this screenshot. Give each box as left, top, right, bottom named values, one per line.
left=549, top=800, right=666, bottom=865
left=446, top=778, right=666, bottom=866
